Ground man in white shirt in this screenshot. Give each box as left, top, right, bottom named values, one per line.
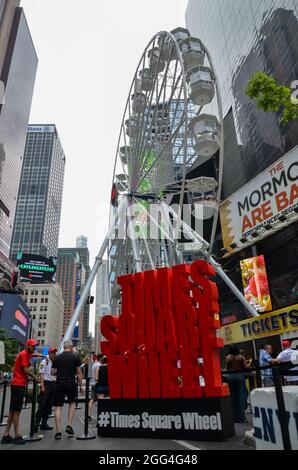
left=276, top=340, right=298, bottom=385
left=88, top=354, right=102, bottom=420
left=35, top=348, right=57, bottom=431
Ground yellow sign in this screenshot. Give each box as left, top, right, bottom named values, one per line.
left=220, top=304, right=298, bottom=345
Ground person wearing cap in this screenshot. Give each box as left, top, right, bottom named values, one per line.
left=35, top=348, right=58, bottom=431
left=1, top=339, right=41, bottom=445
left=276, top=340, right=298, bottom=385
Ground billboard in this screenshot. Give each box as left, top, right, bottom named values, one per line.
left=0, top=293, right=30, bottom=344
left=220, top=145, right=298, bottom=251
left=17, top=252, right=57, bottom=284
left=220, top=304, right=298, bottom=345
left=240, top=255, right=272, bottom=313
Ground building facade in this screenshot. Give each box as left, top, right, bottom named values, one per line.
left=57, top=243, right=90, bottom=343
left=74, top=245, right=90, bottom=342
left=10, top=125, right=66, bottom=261
left=56, top=249, right=79, bottom=339
left=185, top=1, right=298, bottom=346
left=0, top=6, right=37, bottom=263
left=95, top=260, right=110, bottom=353
left=22, top=282, right=64, bottom=348
left=185, top=0, right=298, bottom=198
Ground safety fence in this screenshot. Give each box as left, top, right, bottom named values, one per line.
left=222, top=362, right=298, bottom=450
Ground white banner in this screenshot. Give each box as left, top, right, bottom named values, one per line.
left=27, top=125, right=55, bottom=133
left=220, top=146, right=298, bottom=249
left=251, top=387, right=298, bottom=450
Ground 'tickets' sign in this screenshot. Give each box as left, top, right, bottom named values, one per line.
left=220, top=145, right=298, bottom=250
left=98, top=261, right=234, bottom=441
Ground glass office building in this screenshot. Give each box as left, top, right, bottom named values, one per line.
left=0, top=7, right=37, bottom=259
left=185, top=1, right=298, bottom=325
left=10, top=125, right=66, bottom=260
left=186, top=0, right=298, bottom=198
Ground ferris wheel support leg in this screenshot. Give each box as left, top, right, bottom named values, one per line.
left=162, top=201, right=259, bottom=318
left=209, top=257, right=259, bottom=318
left=58, top=197, right=126, bottom=353
left=127, top=197, right=142, bottom=272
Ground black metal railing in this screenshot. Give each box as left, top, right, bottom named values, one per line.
left=222, top=362, right=298, bottom=450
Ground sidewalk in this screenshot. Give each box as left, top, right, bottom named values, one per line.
left=0, top=388, right=254, bottom=450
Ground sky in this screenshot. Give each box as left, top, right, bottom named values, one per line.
left=20, top=0, right=189, bottom=334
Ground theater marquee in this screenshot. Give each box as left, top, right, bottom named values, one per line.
left=220, top=145, right=298, bottom=251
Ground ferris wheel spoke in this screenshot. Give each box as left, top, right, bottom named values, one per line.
left=133, top=42, right=177, bottom=187
left=130, top=38, right=160, bottom=179
left=136, top=107, right=185, bottom=195
left=135, top=71, right=184, bottom=193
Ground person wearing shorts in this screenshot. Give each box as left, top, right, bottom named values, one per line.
left=51, top=341, right=83, bottom=440
left=1, top=339, right=40, bottom=445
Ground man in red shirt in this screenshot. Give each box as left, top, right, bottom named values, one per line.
left=1, top=339, right=40, bottom=445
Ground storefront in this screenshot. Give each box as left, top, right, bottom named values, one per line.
left=220, top=304, right=298, bottom=362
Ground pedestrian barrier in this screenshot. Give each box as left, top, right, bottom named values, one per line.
left=24, top=379, right=43, bottom=443
left=0, top=380, right=9, bottom=426
left=23, top=382, right=31, bottom=409
left=77, top=366, right=95, bottom=441
left=222, top=362, right=298, bottom=450
left=75, top=377, right=82, bottom=409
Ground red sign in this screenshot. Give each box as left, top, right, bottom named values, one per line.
left=100, top=260, right=229, bottom=399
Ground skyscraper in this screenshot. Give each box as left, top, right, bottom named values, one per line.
left=10, top=125, right=66, bottom=261
left=0, top=6, right=38, bottom=262
left=75, top=243, right=90, bottom=342
left=57, top=241, right=90, bottom=343
left=56, top=249, right=80, bottom=339
left=76, top=235, right=88, bottom=249
left=95, top=260, right=109, bottom=353
left=185, top=0, right=298, bottom=198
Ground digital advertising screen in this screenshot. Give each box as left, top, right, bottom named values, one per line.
left=0, top=293, right=30, bottom=344
left=17, top=252, right=57, bottom=284
left=240, top=255, right=272, bottom=313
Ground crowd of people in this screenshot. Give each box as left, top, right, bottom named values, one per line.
left=1, top=340, right=109, bottom=445
left=224, top=340, right=298, bottom=424
left=1, top=335, right=298, bottom=444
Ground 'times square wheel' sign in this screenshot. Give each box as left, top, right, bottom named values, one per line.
left=98, top=261, right=235, bottom=441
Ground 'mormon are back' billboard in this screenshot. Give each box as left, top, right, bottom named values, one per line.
left=220, top=145, right=298, bottom=251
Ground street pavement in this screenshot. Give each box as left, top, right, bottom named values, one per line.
left=0, top=387, right=254, bottom=451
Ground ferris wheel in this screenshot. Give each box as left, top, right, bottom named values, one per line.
left=108, top=27, right=225, bottom=312
left=59, top=27, right=258, bottom=352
